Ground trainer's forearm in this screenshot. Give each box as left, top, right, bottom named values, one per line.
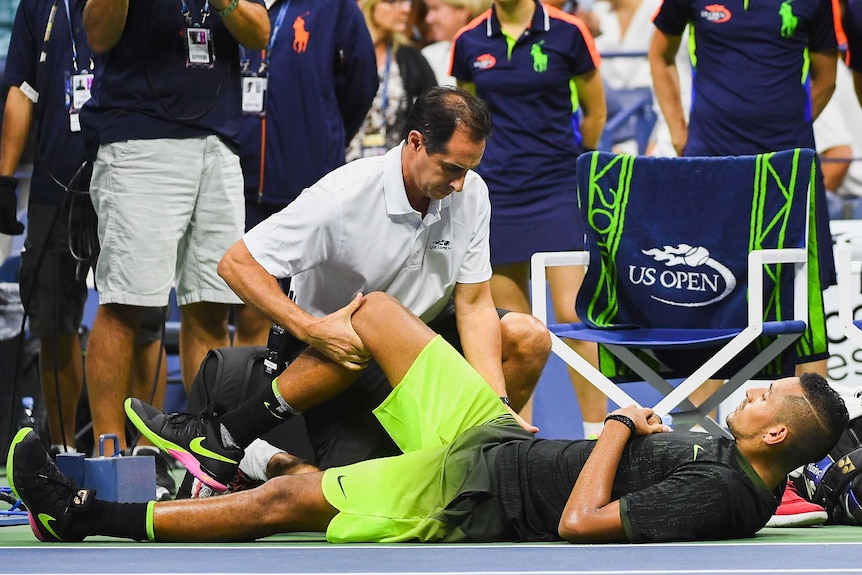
left=218, top=240, right=313, bottom=341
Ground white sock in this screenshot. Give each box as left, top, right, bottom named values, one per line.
left=583, top=421, right=604, bottom=439
left=51, top=444, right=78, bottom=454
left=239, top=439, right=286, bottom=482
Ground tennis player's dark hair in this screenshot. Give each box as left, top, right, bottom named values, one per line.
left=780, top=373, right=848, bottom=467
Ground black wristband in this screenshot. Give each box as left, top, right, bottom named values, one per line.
left=603, top=413, right=635, bottom=434
left=500, top=396, right=512, bottom=407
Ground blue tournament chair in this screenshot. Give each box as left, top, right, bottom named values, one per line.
left=532, top=149, right=816, bottom=435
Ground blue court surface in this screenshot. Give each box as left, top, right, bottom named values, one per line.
left=1, top=525, right=862, bottom=575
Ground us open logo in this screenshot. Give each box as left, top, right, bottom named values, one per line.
left=628, top=243, right=736, bottom=307
left=473, top=54, right=496, bottom=70
left=701, top=4, right=731, bottom=22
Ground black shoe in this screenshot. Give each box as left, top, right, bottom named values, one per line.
left=133, top=446, right=177, bottom=501
left=124, top=399, right=242, bottom=493
left=6, top=428, right=95, bottom=542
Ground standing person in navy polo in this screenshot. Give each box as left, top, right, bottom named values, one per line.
left=233, top=0, right=378, bottom=346
left=1, top=0, right=97, bottom=457
left=451, top=0, right=608, bottom=437
left=80, top=0, right=269, bottom=455
left=648, top=0, right=839, bottom=526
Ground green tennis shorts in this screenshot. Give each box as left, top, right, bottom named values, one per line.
left=320, top=335, right=519, bottom=543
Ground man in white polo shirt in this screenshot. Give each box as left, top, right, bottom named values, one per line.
left=126, top=87, right=552, bottom=491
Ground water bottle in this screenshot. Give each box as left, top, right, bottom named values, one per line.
left=17, top=396, right=36, bottom=432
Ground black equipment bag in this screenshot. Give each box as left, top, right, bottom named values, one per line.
left=186, top=345, right=315, bottom=462
left=800, top=416, right=862, bottom=525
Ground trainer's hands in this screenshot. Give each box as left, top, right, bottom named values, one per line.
left=304, top=293, right=371, bottom=370
left=0, top=176, right=24, bottom=236
left=611, top=405, right=671, bottom=436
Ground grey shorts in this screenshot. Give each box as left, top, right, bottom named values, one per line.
left=89, top=136, right=244, bottom=307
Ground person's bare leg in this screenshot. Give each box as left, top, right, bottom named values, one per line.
left=86, top=304, right=144, bottom=450
left=548, top=265, right=607, bottom=432
left=130, top=339, right=167, bottom=409
left=348, top=292, right=437, bottom=384
left=179, top=302, right=231, bottom=393
left=499, top=313, right=550, bottom=411
left=489, top=263, right=538, bottom=421
left=266, top=451, right=320, bottom=477
left=271, top=292, right=437, bottom=409
left=129, top=294, right=435, bottom=542
left=490, top=262, right=605, bottom=430
left=233, top=304, right=270, bottom=347
left=688, top=379, right=723, bottom=422
left=39, top=333, right=84, bottom=449
left=152, top=471, right=336, bottom=541
left=131, top=338, right=168, bottom=449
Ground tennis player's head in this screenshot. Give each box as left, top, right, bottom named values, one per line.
left=726, top=373, right=848, bottom=470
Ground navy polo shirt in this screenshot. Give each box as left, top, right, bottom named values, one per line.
left=237, top=47, right=263, bottom=197
left=653, top=0, right=837, bottom=155
left=847, top=0, right=862, bottom=73
left=82, top=0, right=264, bottom=152
left=5, top=0, right=92, bottom=204
left=237, top=0, right=377, bottom=205
left=451, top=1, right=600, bottom=200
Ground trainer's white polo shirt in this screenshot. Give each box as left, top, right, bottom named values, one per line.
left=242, top=143, right=492, bottom=322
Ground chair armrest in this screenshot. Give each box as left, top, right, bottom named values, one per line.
left=530, top=251, right=589, bottom=325
left=747, top=248, right=808, bottom=327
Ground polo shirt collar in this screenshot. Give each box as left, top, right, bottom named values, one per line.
left=383, top=142, right=446, bottom=219
left=487, top=0, right=549, bottom=37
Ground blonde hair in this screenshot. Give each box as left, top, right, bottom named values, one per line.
left=361, top=0, right=412, bottom=50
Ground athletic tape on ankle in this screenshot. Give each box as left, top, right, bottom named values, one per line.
left=271, top=378, right=301, bottom=416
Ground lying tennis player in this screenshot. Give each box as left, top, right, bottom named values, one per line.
left=7, top=292, right=849, bottom=543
